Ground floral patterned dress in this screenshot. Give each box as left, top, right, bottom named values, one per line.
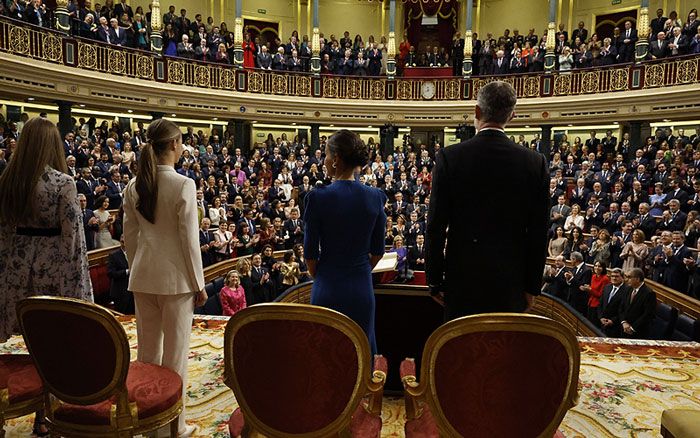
left=0, top=166, right=93, bottom=342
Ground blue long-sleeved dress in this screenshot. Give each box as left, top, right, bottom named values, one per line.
left=303, top=180, right=386, bottom=355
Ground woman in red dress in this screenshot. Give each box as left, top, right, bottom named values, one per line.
left=398, top=34, right=411, bottom=71
left=243, top=33, right=256, bottom=69
left=582, top=261, right=610, bottom=324
left=220, top=270, right=247, bottom=316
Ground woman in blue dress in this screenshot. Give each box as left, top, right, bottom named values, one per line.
left=304, top=130, right=386, bottom=355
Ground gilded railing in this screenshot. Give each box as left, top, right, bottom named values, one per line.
left=1, top=17, right=699, bottom=101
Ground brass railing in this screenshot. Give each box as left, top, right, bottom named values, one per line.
left=1, top=17, right=699, bottom=101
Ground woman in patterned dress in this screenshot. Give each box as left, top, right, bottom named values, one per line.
left=0, top=117, right=93, bottom=343
left=0, top=117, right=93, bottom=435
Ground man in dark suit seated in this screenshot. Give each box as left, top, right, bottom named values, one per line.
left=614, top=268, right=657, bottom=338
left=108, top=235, right=134, bottom=314
left=598, top=268, right=630, bottom=336
left=542, top=255, right=569, bottom=301
left=426, top=81, right=549, bottom=321
left=564, top=251, right=592, bottom=315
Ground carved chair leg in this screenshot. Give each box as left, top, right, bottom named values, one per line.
left=170, top=416, right=179, bottom=438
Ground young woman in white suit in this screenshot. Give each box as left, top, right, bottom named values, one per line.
left=123, top=119, right=206, bottom=437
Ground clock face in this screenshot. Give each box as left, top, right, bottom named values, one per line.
left=421, top=81, right=436, bottom=99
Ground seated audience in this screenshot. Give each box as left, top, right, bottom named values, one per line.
left=220, top=270, right=247, bottom=316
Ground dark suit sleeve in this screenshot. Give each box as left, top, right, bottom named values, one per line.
left=425, top=148, right=449, bottom=287
left=630, top=289, right=657, bottom=333
left=524, top=154, right=550, bottom=296
left=107, top=252, right=128, bottom=280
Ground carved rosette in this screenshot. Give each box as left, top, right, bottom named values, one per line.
left=42, top=33, right=63, bottom=62
left=323, top=77, right=339, bottom=98
left=523, top=76, right=540, bottom=97
left=445, top=79, right=461, bottom=100
left=371, top=80, right=386, bottom=100
left=9, top=26, right=29, bottom=54
left=582, top=71, right=600, bottom=93
left=676, top=59, right=697, bottom=84
left=78, top=42, right=97, bottom=69
left=347, top=79, right=361, bottom=99
left=195, top=65, right=210, bottom=87
left=397, top=80, right=412, bottom=100
left=248, top=72, right=263, bottom=92
left=220, top=68, right=235, bottom=89
left=168, top=61, right=184, bottom=83
left=136, top=56, right=153, bottom=79
left=272, top=74, right=287, bottom=94
left=610, top=69, right=629, bottom=90
left=296, top=76, right=311, bottom=96
left=108, top=49, right=126, bottom=74
left=644, top=64, right=664, bottom=87
left=554, top=74, right=571, bottom=95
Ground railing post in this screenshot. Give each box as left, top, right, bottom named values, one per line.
left=54, top=0, right=71, bottom=33
left=544, top=0, right=557, bottom=73
left=462, top=0, right=473, bottom=78
left=310, top=0, right=321, bottom=76
left=150, top=0, right=163, bottom=54
left=636, top=1, right=650, bottom=63
left=386, top=0, right=397, bottom=79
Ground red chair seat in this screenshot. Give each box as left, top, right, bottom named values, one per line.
left=405, top=402, right=566, bottom=438
left=54, top=361, right=182, bottom=426
left=228, top=402, right=382, bottom=437
left=0, top=354, right=42, bottom=404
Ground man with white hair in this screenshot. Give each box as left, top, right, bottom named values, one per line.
left=272, top=46, right=287, bottom=70
left=668, top=26, right=689, bottom=55
left=490, top=50, right=508, bottom=75
left=257, top=45, right=272, bottom=69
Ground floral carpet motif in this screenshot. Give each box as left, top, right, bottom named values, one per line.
left=2, top=318, right=699, bottom=437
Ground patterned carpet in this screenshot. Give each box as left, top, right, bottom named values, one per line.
left=2, top=316, right=700, bottom=437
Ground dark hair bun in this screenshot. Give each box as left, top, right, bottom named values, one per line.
left=327, top=129, right=369, bottom=168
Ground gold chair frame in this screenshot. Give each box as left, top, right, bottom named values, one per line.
left=16, top=296, right=182, bottom=438
left=0, top=376, right=43, bottom=438
left=401, top=313, right=581, bottom=438
left=223, top=303, right=386, bottom=438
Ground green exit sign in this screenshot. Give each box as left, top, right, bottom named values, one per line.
left=611, top=0, right=621, bottom=4
left=257, top=8, right=267, bottom=14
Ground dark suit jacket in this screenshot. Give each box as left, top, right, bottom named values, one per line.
left=567, top=264, right=593, bottom=315
left=617, top=284, right=657, bottom=338
left=283, top=219, right=305, bottom=247
left=599, top=283, right=631, bottom=336
left=664, top=244, right=692, bottom=293
left=490, top=59, right=509, bottom=75
left=426, top=130, right=549, bottom=320
left=250, top=265, right=275, bottom=303
left=542, top=266, right=569, bottom=301
left=649, top=39, right=670, bottom=58
left=408, top=245, right=426, bottom=270
left=107, top=249, right=134, bottom=314
left=82, top=208, right=99, bottom=251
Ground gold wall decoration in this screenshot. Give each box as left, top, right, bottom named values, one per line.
left=523, top=76, right=540, bottom=97
left=296, top=76, right=311, bottom=96
left=168, top=61, right=184, bottom=83
left=220, top=68, right=235, bottom=89
left=581, top=71, right=600, bottom=94
left=42, top=34, right=63, bottom=62
left=554, top=74, right=572, bottom=95
left=347, top=79, right=361, bottom=99
left=397, top=80, right=412, bottom=100
left=248, top=72, right=263, bottom=92
left=9, top=26, right=29, bottom=55
left=609, top=69, right=628, bottom=91
left=370, top=80, right=386, bottom=100
left=136, top=56, right=153, bottom=79
left=323, top=77, right=338, bottom=98
left=445, top=79, right=461, bottom=100
left=195, top=65, right=210, bottom=87
left=77, top=42, right=97, bottom=69
left=272, top=74, right=287, bottom=94
left=108, top=49, right=126, bottom=74
left=676, top=60, right=697, bottom=84
left=644, top=64, right=664, bottom=88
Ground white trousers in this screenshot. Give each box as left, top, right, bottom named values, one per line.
left=133, top=292, right=194, bottom=433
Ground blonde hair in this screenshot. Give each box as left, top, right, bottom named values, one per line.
left=225, top=269, right=240, bottom=286
left=0, top=117, right=67, bottom=225
left=135, top=119, right=181, bottom=223
left=236, top=257, right=251, bottom=275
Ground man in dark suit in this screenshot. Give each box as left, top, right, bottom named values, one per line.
left=662, top=231, right=693, bottom=293
left=451, top=33, right=465, bottom=77
left=619, top=21, right=638, bottom=62
left=109, top=18, right=127, bottom=46
left=490, top=50, right=509, bottom=75
left=598, top=268, right=630, bottom=336
left=78, top=194, right=99, bottom=251
left=199, top=218, right=214, bottom=268
left=283, top=208, right=304, bottom=249
left=105, top=170, right=124, bottom=209
left=615, top=268, right=657, bottom=338
left=649, top=32, right=670, bottom=59
left=564, top=252, right=593, bottom=315
left=108, top=235, right=134, bottom=314
left=542, top=255, right=569, bottom=300
left=571, top=21, right=588, bottom=45
left=113, top=0, right=133, bottom=20
left=257, top=45, right=272, bottom=70
left=250, top=253, right=275, bottom=303
left=651, top=9, right=668, bottom=36
left=408, top=234, right=426, bottom=270
left=426, top=81, right=549, bottom=321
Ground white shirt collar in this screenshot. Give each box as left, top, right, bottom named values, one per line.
left=477, top=127, right=506, bottom=134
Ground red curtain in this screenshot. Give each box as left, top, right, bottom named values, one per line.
left=403, top=0, right=457, bottom=51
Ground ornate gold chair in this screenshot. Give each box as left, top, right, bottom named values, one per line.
left=400, top=313, right=580, bottom=438
left=274, top=281, right=312, bottom=304
left=223, top=303, right=387, bottom=437
left=0, top=354, right=43, bottom=438
left=661, top=409, right=700, bottom=438
left=16, top=296, right=183, bottom=437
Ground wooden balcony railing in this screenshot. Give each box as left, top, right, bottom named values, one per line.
left=2, top=16, right=698, bottom=102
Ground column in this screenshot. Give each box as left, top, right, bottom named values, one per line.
left=150, top=111, right=165, bottom=120
left=56, top=101, right=73, bottom=138
left=541, top=125, right=553, bottom=158
left=229, top=119, right=251, bottom=156
left=150, top=0, right=163, bottom=54
left=233, top=0, right=244, bottom=68
left=386, top=0, right=397, bottom=78
left=544, top=0, right=557, bottom=73
left=636, top=0, right=650, bottom=63
left=462, top=0, right=474, bottom=77
left=54, top=0, right=71, bottom=33
left=310, top=0, right=321, bottom=75
left=310, top=123, right=320, bottom=153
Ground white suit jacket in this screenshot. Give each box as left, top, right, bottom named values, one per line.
left=123, top=165, right=205, bottom=295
